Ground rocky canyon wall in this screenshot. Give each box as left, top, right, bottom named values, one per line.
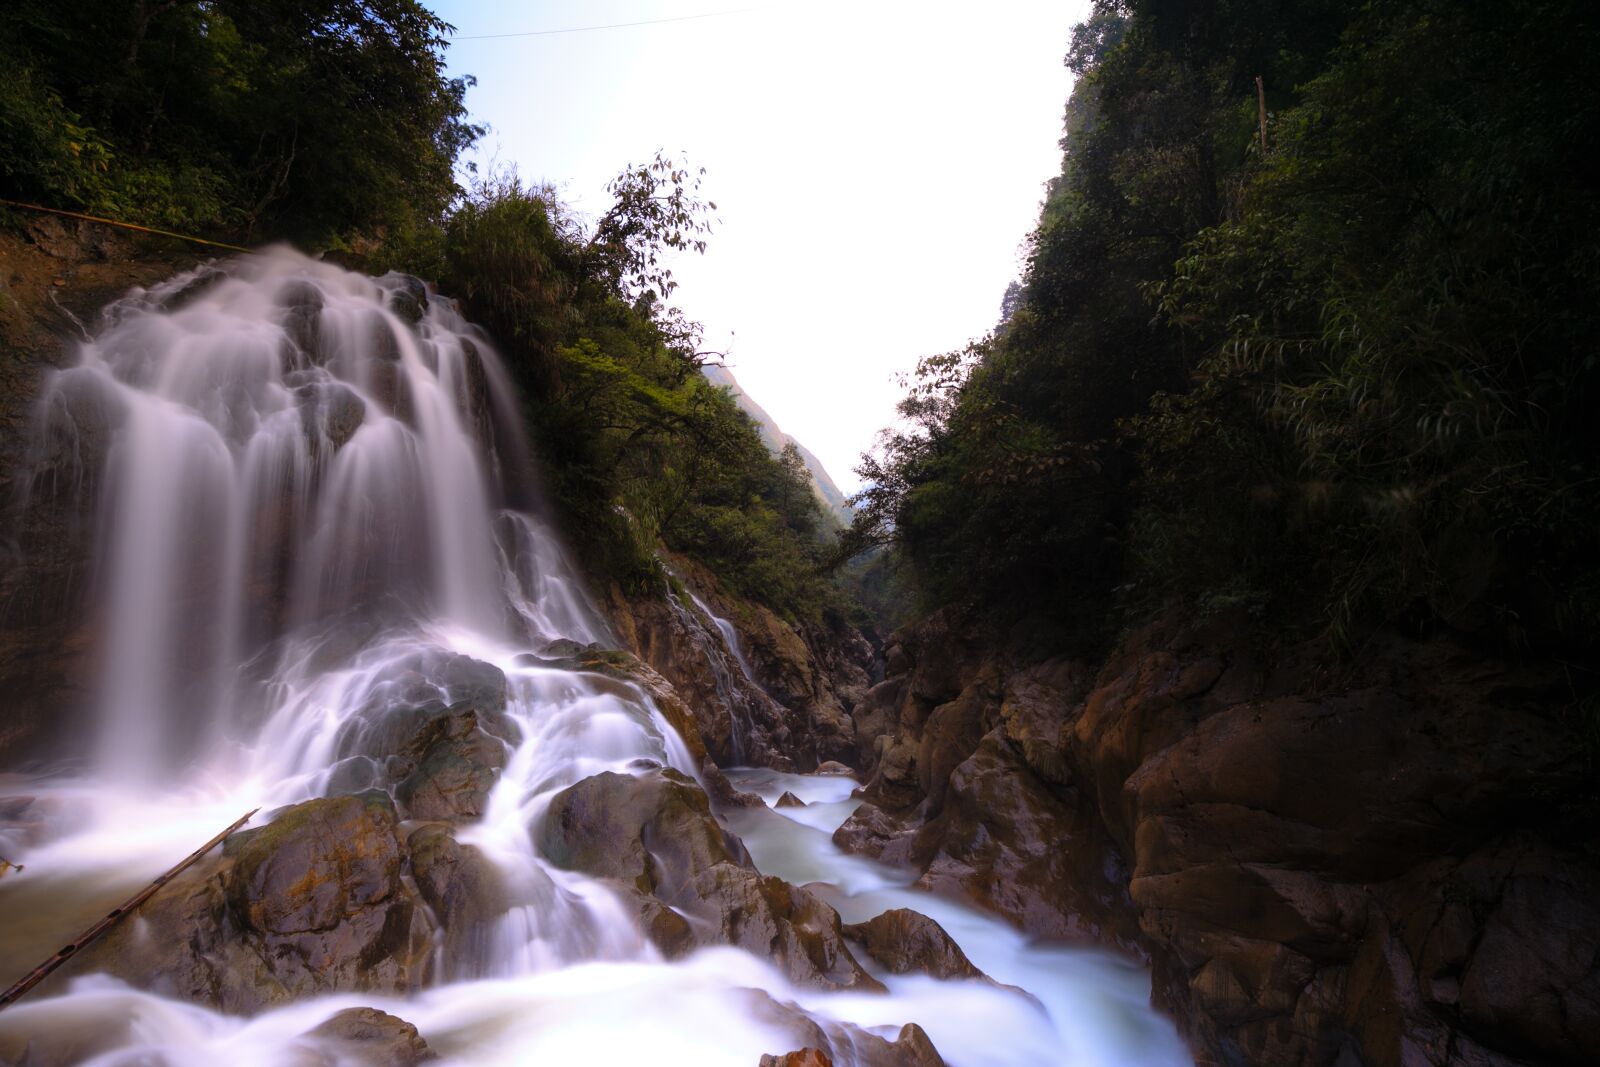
left=838, top=608, right=1600, bottom=1067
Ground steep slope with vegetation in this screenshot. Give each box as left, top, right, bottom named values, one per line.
left=1, top=0, right=478, bottom=245
left=849, top=0, right=1598, bottom=659
left=838, top=2, right=1600, bottom=1065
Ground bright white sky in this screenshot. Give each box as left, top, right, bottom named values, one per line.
left=430, top=0, right=1088, bottom=492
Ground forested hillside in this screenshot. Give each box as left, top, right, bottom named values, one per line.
left=848, top=0, right=1599, bottom=666
left=827, top=6, right=1600, bottom=1063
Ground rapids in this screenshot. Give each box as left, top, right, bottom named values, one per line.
left=0, top=249, right=1190, bottom=1065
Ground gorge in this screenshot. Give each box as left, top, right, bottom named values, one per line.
left=1, top=0, right=1597, bottom=1064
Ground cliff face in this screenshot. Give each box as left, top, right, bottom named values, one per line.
left=605, top=553, right=877, bottom=773
left=839, top=609, right=1600, bottom=1067
left=0, top=220, right=193, bottom=764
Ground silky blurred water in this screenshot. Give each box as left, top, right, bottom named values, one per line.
left=0, top=250, right=1191, bottom=1066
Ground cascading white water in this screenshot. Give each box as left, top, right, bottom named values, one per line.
left=0, top=250, right=1192, bottom=1066
left=688, top=589, right=757, bottom=683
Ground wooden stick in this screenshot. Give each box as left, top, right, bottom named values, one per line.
left=0, top=807, right=258, bottom=1010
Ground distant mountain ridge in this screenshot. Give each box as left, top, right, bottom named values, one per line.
left=701, top=365, right=852, bottom=525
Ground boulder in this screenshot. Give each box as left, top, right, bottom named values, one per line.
left=539, top=768, right=882, bottom=992
left=393, top=707, right=508, bottom=822
left=761, top=1050, right=832, bottom=1067
left=538, top=768, right=749, bottom=895
left=299, top=1007, right=435, bottom=1066
left=222, top=793, right=426, bottom=1000
left=775, top=791, right=808, bottom=809
left=39, top=794, right=429, bottom=1013
left=383, top=273, right=429, bottom=324
left=406, top=823, right=508, bottom=974
left=841, top=908, right=985, bottom=981
left=746, top=990, right=946, bottom=1067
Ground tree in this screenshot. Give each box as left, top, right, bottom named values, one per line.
left=0, top=0, right=481, bottom=242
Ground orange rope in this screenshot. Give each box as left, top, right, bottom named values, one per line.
left=0, top=198, right=252, bottom=254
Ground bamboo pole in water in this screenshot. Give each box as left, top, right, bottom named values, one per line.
left=0, top=807, right=258, bottom=1010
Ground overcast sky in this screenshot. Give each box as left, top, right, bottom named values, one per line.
left=430, top=0, right=1088, bottom=492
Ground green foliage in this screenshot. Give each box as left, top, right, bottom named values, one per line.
left=850, top=0, right=1599, bottom=659
left=0, top=0, right=479, bottom=243
left=410, top=172, right=838, bottom=623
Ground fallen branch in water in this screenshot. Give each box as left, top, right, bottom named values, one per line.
left=0, top=856, right=20, bottom=878
left=0, top=808, right=258, bottom=1010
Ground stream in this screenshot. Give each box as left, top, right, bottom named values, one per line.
left=0, top=249, right=1190, bottom=1066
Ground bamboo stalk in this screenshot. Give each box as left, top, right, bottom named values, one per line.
left=0, top=198, right=253, bottom=254
left=0, top=807, right=258, bottom=1010
left=1255, top=75, right=1269, bottom=155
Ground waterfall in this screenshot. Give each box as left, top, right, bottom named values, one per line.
left=14, top=248, right=679, bottom=963
left=0, top=250, right=1191, bottom=1067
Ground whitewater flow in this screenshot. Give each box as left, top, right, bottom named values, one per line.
left=0, top=249, right=1191, bottom=1066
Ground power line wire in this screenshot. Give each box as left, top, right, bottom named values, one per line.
left=447, top=4, right=782, bottom=41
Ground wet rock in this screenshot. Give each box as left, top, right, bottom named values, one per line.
left=43, top=794, right=429, bottom=1013
left=296, top=381, right=366, bottom=452
left=383, top=273, right=429, bottom=324
left=882, top=1024, right=945, bottom=1067
left=761, top=1049, right=832, bottom=1067
left=300, top=1007, right=435, bottom=1066
left=276, top=279, right=325, bottom=357
left=604, top=557, right=880, bottom=774
left=221, top=793, right=426, bottom=1002
left=841, top=908, right=985, bottom=981
left=407, top=823, right=508, bottom=972
left=831, top=801, right=919, bottom=868
left=916, top=679, right=996, bottom=810
left=630, top=892, right=697, bottom=958
left=539, top=768, right=882, bottom=992
left=739, top=603, right=865, bottom=768
left=157, top=266, right=227, bottom=311
left=775, top=791, right=807, bottom=809
left=393, top=707, right=508, bottom=822
left=913, top=731, right=1137, bottom=946
left=538, top=768, right=749, bottom=895
left=996, top=658, right=1089, bottom=787
left=227, top=794, right=400, bottom=934
left=606, top=590, right=794, bottom=769
left=693, top=863, right=886, bottom=992
left=1447, top=840, right=1600, bottom=1062
left=814, top=761, right=855, bottom=776
left=544, top=642, right=762, bottom=809
left=742, top=989, right=946, bottom=1067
